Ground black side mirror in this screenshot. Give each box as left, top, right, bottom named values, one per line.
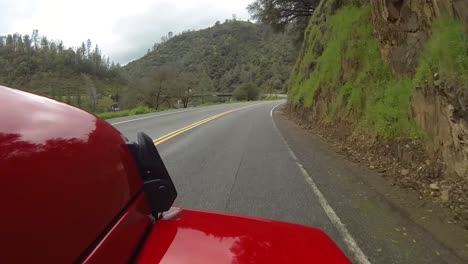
left=127, top=132, right=177, bottom=217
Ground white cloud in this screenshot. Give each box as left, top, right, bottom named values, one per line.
left=0, top=0, right=252, bottom=64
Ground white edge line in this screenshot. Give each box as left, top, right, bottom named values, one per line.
left=270, top=102, right=283, bottom=117
left=110, top=102, right=249, bottom=125
left=270, top=103, right=371, bottom=264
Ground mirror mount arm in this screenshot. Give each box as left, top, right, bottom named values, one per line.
left=127, top=132, right=177, bottom=218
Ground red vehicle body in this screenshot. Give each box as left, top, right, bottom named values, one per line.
left=0, top=86, right=350, bottom=263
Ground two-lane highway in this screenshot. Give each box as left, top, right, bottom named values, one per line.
left=110, top=101, right=360, bottom=261
left=110, top=102, right=262, bottom=142
left=109, top=101, right=468, bottom=264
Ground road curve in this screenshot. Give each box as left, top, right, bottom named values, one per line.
left=109, top=101, right=351, bottom=254
left=109, top=101, right=467, bottom=264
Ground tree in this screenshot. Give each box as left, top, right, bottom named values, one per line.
left=173, top=71, right=197, bottom=108
left=86, top=39, right=92, bottom=58
left=82, top=74, right=97, bottom=111
left=247, top=0, right=319, bottom=43
left=138, top=65, right=177, bottom=109
left=57, top=41, right=64, bottom=52
left=152, top=43, right=161, bottom=51
left=197, top=69, right=215, bottom=104
left=31, top=29, right=39, bottom=49
left=97, top=96, right=114, bottom=112
left=40, top=37, right=49, bottom=50
left=80, top=42, right=86, bottom=58
left=23, top=35, right=31, bottom=51
left=233, top=82, right=259, bottom=101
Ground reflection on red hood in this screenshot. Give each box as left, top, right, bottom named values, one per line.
left=137, top=209, right=350, bottom=264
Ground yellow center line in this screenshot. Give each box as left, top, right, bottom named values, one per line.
left=153, top=104, right=260, bottom=145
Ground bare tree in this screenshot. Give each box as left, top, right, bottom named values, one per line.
left=173, top=72, right=197, bottom=108
left=138, top=65, right=177, bottom=109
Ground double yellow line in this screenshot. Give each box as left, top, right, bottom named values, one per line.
left=153, top=104, right=259, bottom=145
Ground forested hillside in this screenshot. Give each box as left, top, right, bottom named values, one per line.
left=0, top=30, right=126, bottom=112
left=0, top=21, right=296, bottom=112
left=122, top=20, right=296, bottom=108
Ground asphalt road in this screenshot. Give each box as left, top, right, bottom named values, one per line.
left=109, top=101, right=468, bottom=264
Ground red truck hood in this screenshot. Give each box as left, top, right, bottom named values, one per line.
left=137, top=208, right=350, bottom=264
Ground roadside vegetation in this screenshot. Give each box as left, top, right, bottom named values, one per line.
left=97, top=99, right=254, bottom=120
left=262, top=94, right=282, bottom=100
left=97, top=106, right=159, bottom=119
left=415, top=18, right=468, bottom=87
left=98, top=92, right=283, bottom=120
left=288, top=5, right=467, bottom=139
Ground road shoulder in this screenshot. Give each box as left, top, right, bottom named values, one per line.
left=273, top=107, right=468, bottom=263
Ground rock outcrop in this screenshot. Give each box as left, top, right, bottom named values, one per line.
left=412, top=78, right=468, bottom=179
left=370, top=0, right=468, bottom=76
left=368, top=0, right=468, bottom=179
left=288, top=0, right=468, bottom=223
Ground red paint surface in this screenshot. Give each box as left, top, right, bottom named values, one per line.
left=83, top=193, right=153, bottom=264
left=137, top=209, right=351, bottom=264
left=0, top=86, right=144, bottom=263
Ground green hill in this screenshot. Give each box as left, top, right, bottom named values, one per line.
left=124, top=20, right=296, bottom=96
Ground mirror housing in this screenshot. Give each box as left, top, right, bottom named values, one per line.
left=127, top=132, right=177, bottom=217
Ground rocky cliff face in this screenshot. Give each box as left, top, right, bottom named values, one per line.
left=290, top=0, right=468, bottom=179
left=287, top=0, right=468, bottom=223
left=411, top=83, right=468, bottom=178
left=371, top=0, right=467, bottom=75
left=371, top=0, right=432, bottom=75
left=369, top=0, right=468, bottom=179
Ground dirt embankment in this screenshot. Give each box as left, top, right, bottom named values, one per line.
left=374, top=0, right=468, bottom=225
left=287, top=103, right=468, bottom=228
left=287, top=0, right=468, bottom=228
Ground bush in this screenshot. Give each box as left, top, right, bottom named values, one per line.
left=233, top=83, right=260, bottom=101
left=262, top=94, right=281, bottom=100
left=96, top=97, right=114, bottom=113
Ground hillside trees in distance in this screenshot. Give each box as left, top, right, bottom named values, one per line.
left=128, top=64, right=176, bottom=110
left=1, top=20, right=296, bottom=113
left=124, top=63, right=215, bottom=110
left=0, top=30, right=125, bottom=112
left=124, top=20, right=297, bottom=100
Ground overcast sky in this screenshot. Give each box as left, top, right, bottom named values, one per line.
left=0, top=0, right=252, bottom=64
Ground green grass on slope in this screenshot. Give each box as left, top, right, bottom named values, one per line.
left=415, top=18, right=468, bottom=87
left=289, top=6, right=417, bottom=138
left=98, top=106, right=158, bottom=119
